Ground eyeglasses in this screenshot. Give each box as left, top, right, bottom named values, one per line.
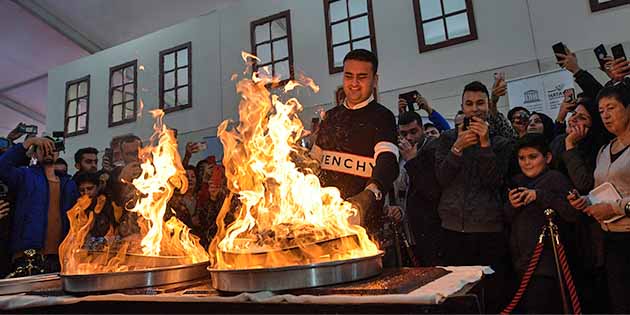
left=511, top=113, right=530, bottom=122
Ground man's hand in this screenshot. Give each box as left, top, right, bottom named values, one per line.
left=556, top=47, right=581, bottom=74
left=23, top=137, right=54, bottom=156
left=347, top=190, right=377, bottom=226
left=0, top=200, right=10, bottom=220
left=7, top=123, right=25, bottom=142
left=415, top=95, right=433, bottom=115
left=583, top=203, right=617, bottom=221
left=120, top=162, right=142, bottom=183
left=565, top=124, right=589, bottom=150
left=452, top=124, right=479, bottom=155
left=385, top=206, right=403, bottom=224
left=610, top=57, right=630, bottom=82
left=490, top=73, right=507, bottom=114
left=468, top=117, right=490, bottom=148
left=398, top=137, right=418, bottom=161
left=398, top=98, right=408, bottom=114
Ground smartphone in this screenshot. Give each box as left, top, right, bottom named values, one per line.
left=611, top=44, right=627, bottom=60
left=594, top=44, right=609, bottom=69
left=17, top=124, right=38, bottom=135
left=197, top=142, right=208, bottom=151
left=552, top=42, right=567, bottom=62
left=462, top=117, right=470, bottom=131
left=563, top=88, right=576, bottom=103
left=399, top=90, right=420, bottom=112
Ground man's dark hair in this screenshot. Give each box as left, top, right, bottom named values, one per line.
left=462, top=81, right=490, bottom=101
left=54, top=158, right=68, bottom=167
left=398, top=111, right=423, bottom=127
left=597, top=84, right=630, bottom=108
left=507, top=106, right=530, bottom=121
left=423, top=122, right=436, bottom=130
left=184, top=165, right=196, bottom=172
left=456, top=110, right=464, bottom=115
left=74, top=171, right=99, bottom=186
left=119, top=134, right=142, bottom=149
left=74, top=147, right=98, bottom=164
left=343, top=49, right=378, bottom=74
left=516, top=133, right=551, bottom=156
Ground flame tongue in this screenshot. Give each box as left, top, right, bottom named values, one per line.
left=60, top=110, right=208, bottom=275
left=209, top=53, right=378, bottom=270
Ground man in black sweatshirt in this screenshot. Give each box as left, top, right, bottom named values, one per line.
left=311, top=49, right=399, bottom=236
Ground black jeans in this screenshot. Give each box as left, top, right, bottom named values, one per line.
left=442, top=229, right=513, bottom=314
left=605, top=232, right=630, bottom=314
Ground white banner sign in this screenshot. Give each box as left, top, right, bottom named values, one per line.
left=506, top=69, right=575, bottom=119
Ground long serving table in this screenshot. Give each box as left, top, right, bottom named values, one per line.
left=1, top=266, right=492, bottom=314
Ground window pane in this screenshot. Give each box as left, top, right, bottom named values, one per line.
left=123, top=84, right=135, bottom=102
left=164, top=71, right=175, bottom=90
left=111, top=71, right=123, bottom=87
left=177, top=49, right=188, bottom=67
left=177, top=87, right=189, bottom=106
left=348, top=0, right=367, bottom=16
left=271, top=19, right=287, bottom=39
left=112, top=88, right=123, bottom=105
left=443, top=0, right=466, bottom=14
left=273, top=39, right=289, bottom=60
left=333, top=44, right=351, bottom=68
left=78, top=98, right=87, bottom=114
left=125, top=101, right=135, bottom=119
left=124, top=66, right=135, bottom=83
left=68, top=100, right=77, bottom=116
left=255, top=23, right=270, bottom=43
left=164, top=90, right=175, bottom=108
left=353, top=38, right=371, bottom=51
left=275, top=60, right=290, bottom=81
left=164, top=53, right=175, bottom=71
left=350, top=16, right=369, bottom=39
left=256, top=43, right=271, bottom=65
left=423, top=19, right=446, bottom=45
left=67, top=84, right=77, bottom=100
left=177, top=68, right=188, bottom=87
left=78, top=81, right=88, bottom=97
left=329, top=0, right=348, bottom=22
left=67, top=117, right=76, bottom=133
left=332, top=21, right=350, bottom=44
left=112, top=105, right=122, bottom=122
left=78, top=114, right=86, bottom=131
left=419, top=0, right=443, bottom=21
left=445, top=12, right=470, bottom=39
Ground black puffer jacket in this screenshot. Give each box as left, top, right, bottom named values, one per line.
left=434, top=128, right=514, bottom=233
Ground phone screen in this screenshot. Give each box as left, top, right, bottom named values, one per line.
left=594, top=44, right=608, bottom=68
left=563, top=88, right=576, bottom=103
left=612, top=44, right=627, bottom=60
left=552, top=42, right=567, bottom=62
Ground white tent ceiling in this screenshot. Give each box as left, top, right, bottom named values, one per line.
left=0, top=0, right=236, bottom=135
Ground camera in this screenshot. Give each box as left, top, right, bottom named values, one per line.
left=51, top=131, right=66, bottom=152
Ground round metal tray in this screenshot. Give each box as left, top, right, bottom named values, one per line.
left=61, top=261, right=209, bottom=293
left=208, top=251, right=383, bottom=292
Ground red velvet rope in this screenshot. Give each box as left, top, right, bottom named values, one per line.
left=500, top=241, right=545, bottom=315
left=557, top=242, right=582, bottom=314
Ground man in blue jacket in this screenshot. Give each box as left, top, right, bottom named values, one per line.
left=0, top=136, right=78, bottom=276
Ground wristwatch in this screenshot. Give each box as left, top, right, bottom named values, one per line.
left=365, top=185, right=382, bottom=201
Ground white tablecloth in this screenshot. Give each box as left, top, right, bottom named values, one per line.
left=0, top=266, right=493, bottom=310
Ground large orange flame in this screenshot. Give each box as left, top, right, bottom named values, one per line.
left=60, top=110, right=208, bottom=274
left=209, top=53, right=378, bottom=270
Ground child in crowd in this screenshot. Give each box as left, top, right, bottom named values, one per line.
left=505, top=133, right=579, bottom=313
